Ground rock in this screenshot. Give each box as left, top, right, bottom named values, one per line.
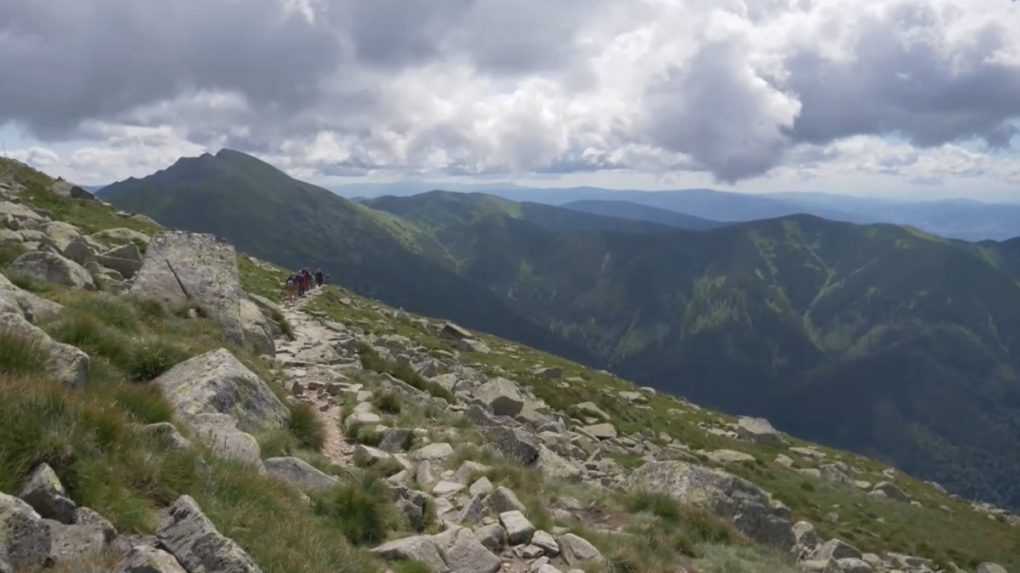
left=628, top=461, right=795, bottom=550
left=46, top=507, right=117, bottom=564
left=432, top=481, right=466, bottom=497
left=96, top=243, right=144, bottom=280
left=836, top=558, right=873, bottom=573
left=457, top=493, right=488, bottom=526
left=379, top=428, right=414, bottom=453
left=870, top=481, right=910, bottom=502
left=469, top=477, right=494, bottom=497
left=977, top=565, right=1008, bottom=573
left=454, top=461, right=491, bottom=484
left=0, top=312, right=89, bottom=387
left=371, top=535, right=447, bottom=572
left=475, top=378, right=525, bottom=416
left=49, top=180, right=94, bottom=200
left=130, top=232, right=246, bottom=345
left=412, top=442, right=455, bottom=463
left=90, top=228, right=151, bottom=246
left=499, top=510, right=535, bottom=545
left=189, top=414, right=265, bottom=470
left=239, top=298, right=275, bottom=356
left=158, top=495, right=263, bottom=573
left=813, top=539, right=862, bottom=561
left=775, top=454, right=795, bottom=468
left=344, top=411, right=382, bottom=430
left=581, top=423, right=617, bottom=440
left=572, top=402, right=610, bottom=421
left=116, top=545, right=188, bottom=573
left=489, top=487, right=527, bottom=515
left=441, top=322, right=473, bottom=340
left=8, top=251, right=95, bottom=290
left=706, top=449, right=756, bottom=464
left=531, top=530, right=559, bottom=556
left=153, top=348, right=288, bottom=434
left=42, top=221, right=82, bottom=253
left=475, top=523, right=507, bottom=552
left=142, top=422, right=193, bottom=451
left=435, top=527, right=501, bottom=573
left=353, top=445, right=392, bottom=468
left=61, top=236, right=97, bottom=265
left=0, top=492, right=51, bottom=571
left=558, top=533, right=604, bottom=566
left=264, top=457, right=338, bottom=493
left=536, top=446, right=581, bottom=481
left=18, top=464, right=77, bottom=524
left=0, top=271, right=63, bottom=322
left=792, top=521, right=821, bottom=555
left=485, top=427, right=540, bottom=465
left=736, top=416, right=784, bottom=445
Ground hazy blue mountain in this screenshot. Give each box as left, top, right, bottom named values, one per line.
left=563, top=199, right=725, bottom=230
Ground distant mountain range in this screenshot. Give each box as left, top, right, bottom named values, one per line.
left=102, top=150, right=1020, bottom=510
left=334, top=182, right=1020, bottom=241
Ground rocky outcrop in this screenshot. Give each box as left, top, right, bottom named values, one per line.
left=157, top=495, right=263, bottom=573
left=152, top=348, right=288, bottom=434
left=0, top=271, right=62, bottom=323
left=371, top=535, right=447, bottom=572
left=239, top=298, right=276, bottom=356
left=130, top=232, right=247, bottom=345
left=116, top=545, right=188, bottom=573
left=18, top=464, right=77, bottom=524
left=0, top=312, right=89, bottom=386
left=264, top=457, right=338, bottom=493
left=189, top=413, right=266, bottom=471
left=628, top=461, right=795, bottom=550
left=8, top=251, right=95, bottom=290
left=0, top=492, right=52, bottom=571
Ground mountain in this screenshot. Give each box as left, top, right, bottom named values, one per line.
left=98, top=150, right=587, bottom=362
left=367, top=192, right=1020, bottom=511
left=563, top=199, right=724, bottom=230
left=104, top=151, right=1020, bottom=511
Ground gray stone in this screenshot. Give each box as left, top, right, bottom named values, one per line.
left=436, top=527, right=501, bottom=573
left=558, top=533, right=604, bottom=566
left=706, top=449, right=756, bottom=464
left=485, top=427, right=540, bottom=465
left=0, top=492, right=51, bottom=571
left=189, top=414, right=265, bottom=471
left=61, top=236, right=97, bottom=265
left=499, top=510, right=535, bottom=545
left=536, top=446, right=581, bottom=481
left=89, top=228, right=151, bottom=246
left=581, top=423, right=617, bottom=440
left=264, top=457, right=338, bottom=493
left=531, top=530, right=559, bottom=556
left=353, top=445, right=393, bottom=468
left=371, top=535, right=447, bottom=572
left=18, top=463, right=77, bottom=524
left=116, top=545, right=188, bottom=573
left=238, top=298, right=275, bottom=356
left=432, top=480, right=466, bottom=497
left=454, top=461, right=491, bottom=484
left=379, top=428, right=414, bottom=452
left=870, top=481, right=910, bottom=502
left=488, top=487, right=527, bottom=515
left=153, top=348, right=288, bottom=434
left=157, top=495, right=263, bottom=573
left=474, top=523, right=506, bottom=552
left=0, top=312, right=89, bottom=387
left=0, top=271, right=63, bottom=323
left=836, top=558, right=873, bottom=573
left=977, top=565, right=1008, bottom=573
left=46, top=507, right=117, bottom=564
left=572, top=402, right=610, bottom=421
left=412, top=442, right=455, bottom=463
left=736, top=416, right=784, bottom=445
left=8, top=251, right=95, bottom=290
left=457, top=493, right=488, bottom=526
left=469, top=477, right=494, bottom=497
left=343, top=411, right=382, bottom=431
left=813, top=539, right=862, bottom=561
left=475, top=378, right=525, bottom=416
left=142, top=423, right=193, bottom=451
left=130, top=232, right=246, bottom=345
left=628, top=461, right=795, bottom=550
left=42, top=221, right=82, bottom=253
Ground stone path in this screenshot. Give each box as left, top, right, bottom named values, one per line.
left=275, top=287, right=356, bottom=467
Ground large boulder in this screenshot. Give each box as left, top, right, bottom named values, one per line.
left=130, top=232, right=245, bottom=345
left=484, top=427, right=540, bottom=465
left=45, top=507, right=117, bottom=564
left=264, top=457, right=338, bottom=493
left=474, top=378, right=525, bottom=416
left=499, top=510, right=535, bottom=545
left=152, top=348, right=288, bottom=434
left=0, top=271, right=62, bottom=323
left=97, top=243, right=144, bottom=279
left=628, top=461, right=795, bottom=550
left=188, top=414, right=265, bottom=471
left=42, top=221, right=82, bottom=253
left=116, top=545, right=188, bottom=573
left=18, top=464, right=77, bottom=524
left=0, top=492, right=52, bottom=571
left=736, top=416, right=784, bottom=446
left=239, top=298, right=275, bottom=356
left=8, top=251, right=95, bottom=290
left=157, top=495, right=263, bottom=573
left=558, top=533, right=604, bottom=566
left=0, top=312, right=89, bottom=386
left=433, top=527, right=501, bottom=573
left=371, top=535, right=447, bottom=572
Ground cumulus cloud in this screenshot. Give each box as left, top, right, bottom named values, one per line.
left=0, top=0, right=1018, bottom=187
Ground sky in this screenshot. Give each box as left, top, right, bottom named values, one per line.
left=1, top=0, right=1019, bottom=201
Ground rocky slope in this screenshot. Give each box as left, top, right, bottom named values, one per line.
left=1, top=157, right=1017, bottom=573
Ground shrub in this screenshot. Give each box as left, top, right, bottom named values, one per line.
left=627, top=491, right=681, bottom=523
left=0, top=330, right=48, bottom=376
left=127, top=339, right=189, bottom=381
left=374, top=391, right=402, bottom=415
left=315, top=477, right=397, bottom=545
left=111, top=383, right=174, bottom=424
left=289, top=402, right=325, bottom=451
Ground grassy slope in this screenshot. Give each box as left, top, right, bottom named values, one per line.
left=304, top=285, right=1020, bottom=571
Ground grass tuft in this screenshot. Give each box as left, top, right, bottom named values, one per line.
left=0, top=329, right=49, bottom=376
left=315, top=477, right=398, bottom=546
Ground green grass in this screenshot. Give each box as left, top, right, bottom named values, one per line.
left=0, top=242, right=27, bottom=267
left=355, top=342, right=454, bottom=403
left=289, top=402, right=326, bottom=451
left=373, top=391, right=402, bottom=414
left=314, top=477, right=400, bottom=546
left=0, top=329, right=49, bottom=376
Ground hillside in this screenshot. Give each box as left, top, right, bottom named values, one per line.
left=102, top=152, right=1020, bottom=513
left=98, top=150, right=587, bottom=363
left=562, top=200, right=724, bottom=230
left=4, top=157, right=1018, bottom=573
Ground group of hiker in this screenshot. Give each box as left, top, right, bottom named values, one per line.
left=285, top=267, right=326, bottom=301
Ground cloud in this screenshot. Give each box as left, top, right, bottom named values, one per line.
left=0, top=0, right=1018, bottom=187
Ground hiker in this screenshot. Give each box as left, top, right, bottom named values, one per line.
left=314, top=268, right=324, bottom=288
left=301, top=268, right=312, bottom=296
left=284, top=274, right=298, bottom=302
